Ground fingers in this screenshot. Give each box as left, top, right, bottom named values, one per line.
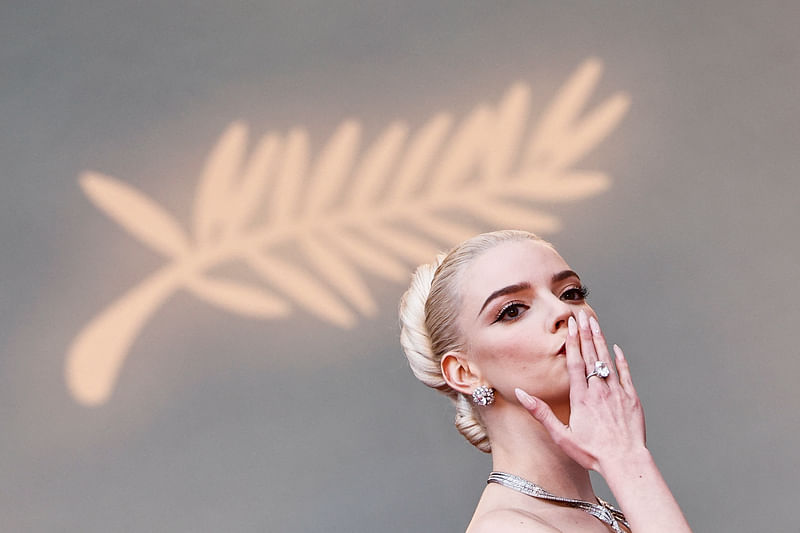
left=613, top=344, right=637, bottom=396
left=612, top=344, right=645, bottom=442
left=515, top=388, right=569, bottom=443
left=578, top=310, right=615, bottom=393
left=565, top=316, right=589, bottom=396
left=588, top=315, right=621, bottom=389
left=576, top=310, right=599, bottom=372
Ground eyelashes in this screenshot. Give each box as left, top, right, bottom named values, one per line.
left=493, top=302, right=528, bottom=323
left=562, top=285, right=590, bottom=301
left=492, top=285, right=590, bottom=323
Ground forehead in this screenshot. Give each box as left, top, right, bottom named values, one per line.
left=459, top=240, right=570, bottom=307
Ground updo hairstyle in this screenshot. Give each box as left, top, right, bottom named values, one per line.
left=398, top=230, right=548, bottom=453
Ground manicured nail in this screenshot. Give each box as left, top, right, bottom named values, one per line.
left=613, top=344, right=625, bottom=360
left=515, top=388, right=536, bottom=409
left=578, top=310, right=589, bottom=329
left=589, top=316, right=601, bottom=335
left=568, top=316, right=577, bottom=336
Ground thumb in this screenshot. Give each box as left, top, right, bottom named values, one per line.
left=515, top=388, right=568, bottom=441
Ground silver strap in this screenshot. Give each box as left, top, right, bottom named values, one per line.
left=488, top=471, right=629, bottom=533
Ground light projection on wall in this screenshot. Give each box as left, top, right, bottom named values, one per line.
left=66, top=59, right=630, bottom=406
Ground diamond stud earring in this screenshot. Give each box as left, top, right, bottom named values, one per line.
left=472, top=385, right=495, bottom=406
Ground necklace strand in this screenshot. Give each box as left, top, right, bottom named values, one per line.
left=487, top=471, right=629, bottom=533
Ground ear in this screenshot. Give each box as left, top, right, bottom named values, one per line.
left=440, top=351, right=484, bottom=396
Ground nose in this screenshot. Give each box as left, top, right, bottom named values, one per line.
left=548, top=296, right=573, bottom=334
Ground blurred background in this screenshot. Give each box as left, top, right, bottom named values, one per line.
left=2, top=1, right=799, bottom=531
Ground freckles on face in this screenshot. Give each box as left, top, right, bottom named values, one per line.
left=473, top=322, right=541, bottom=365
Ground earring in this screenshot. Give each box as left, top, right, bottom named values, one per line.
left=472, top=385, right=495, bottom=406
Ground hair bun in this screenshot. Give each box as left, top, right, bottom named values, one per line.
left=399, top=253, right=491, bottom=453
left=398, top=256, right=447, bottom=390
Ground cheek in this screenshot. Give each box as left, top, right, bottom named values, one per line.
left=471, top=328, right=546, bottom=365
left=470, top=329, right=565, bottom=397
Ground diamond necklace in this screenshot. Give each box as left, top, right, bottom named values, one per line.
left=487, top=471, right=630, bottom=533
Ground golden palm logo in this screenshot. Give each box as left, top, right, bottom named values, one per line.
left=66, top=59, right=630, bottom=406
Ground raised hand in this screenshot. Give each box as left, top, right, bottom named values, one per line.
left=515, top=310, right=692, bottom=532
left=515, top=310, right=646, bottom=475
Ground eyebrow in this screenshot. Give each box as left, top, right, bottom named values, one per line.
left=477, top=270, right=581, bottom=317
left=552, top=269, right=580, bottom=284
left=478, top=282, right=531, bottom=316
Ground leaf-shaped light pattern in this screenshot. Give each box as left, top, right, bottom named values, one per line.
left=390, top=113, right=452, bottom=201
left=467, top=199, right=561, bottom=234
left=269, top=128, right=308, bottom=223
left=528, top=61, right=604, bottom=168
left=305, top=120, right=360, bottom=217
left=66, top=266, right=182, bottom=405
left=360, top=224, right=442, bottom=265
left=500, top=172, right=610, bottom=202
left=68, top=58, right=629, bottom=405
left=525, top=59, right=630, bottom=172
left=300, top=237, right=377, bottom=316
left=407, top=213, right=482, bottom=245
left=194, top=122, right=248, bottom=245
left=323, top=228, right=409, bottom=282
left=80, top=172, right=190, bottom=257
left=350, top=122, right=408, bottom=206
left=548, top=94, right=629, bottom=172
left=246, top=253, right=357, bottom=328
left=185, top=275, right=289, bottom=318
left=226, top=133, right=282, bottom=235
left=483, top=83, right=530, bottom=183
left=431, top=106, right=491, bottom=192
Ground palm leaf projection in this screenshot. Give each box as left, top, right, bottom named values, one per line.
left=66, top=59, right=629, bottom=406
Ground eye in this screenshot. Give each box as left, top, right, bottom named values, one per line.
left=493, top=302, right=529, bottom=323
left=561, top=285, right=590, bottom=302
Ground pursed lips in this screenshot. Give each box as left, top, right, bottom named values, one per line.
left=556, top=341, right=567, bottom=356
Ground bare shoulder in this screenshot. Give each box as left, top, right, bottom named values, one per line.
left=467, top=508, right=563, bottom=533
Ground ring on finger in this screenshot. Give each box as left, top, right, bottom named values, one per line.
left=586, top=361, right=611, bottom=381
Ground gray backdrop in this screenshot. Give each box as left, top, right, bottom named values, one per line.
left=2, top=1, right=799, bottom=531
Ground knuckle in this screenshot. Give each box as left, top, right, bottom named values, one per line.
left=625, top=396, right=640, bottom=409
left=567, top=358, right=584, bottom=370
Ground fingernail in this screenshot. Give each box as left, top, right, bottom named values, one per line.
left=578, top=310, right=589, bottom=329
left=568, top=316, right=577, bottom=336
left=515, top=388, right=536, bottom=409
left=613, top=344, right=625, bottom=360
left=589, top=316, right=600, bottom=335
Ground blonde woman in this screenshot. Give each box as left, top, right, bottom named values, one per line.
left=399, top=230, right=691, bottom=533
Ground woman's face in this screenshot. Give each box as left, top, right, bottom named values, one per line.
left=456, top=239, right=595, bottom=405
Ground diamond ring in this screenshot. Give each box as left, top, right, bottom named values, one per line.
left=586, top=361, right=611, bottom=381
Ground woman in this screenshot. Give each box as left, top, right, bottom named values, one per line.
left=399, top=230, right=692, bottom=532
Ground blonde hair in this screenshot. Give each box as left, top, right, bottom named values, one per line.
left=398, top=230, right=548, bottom=453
